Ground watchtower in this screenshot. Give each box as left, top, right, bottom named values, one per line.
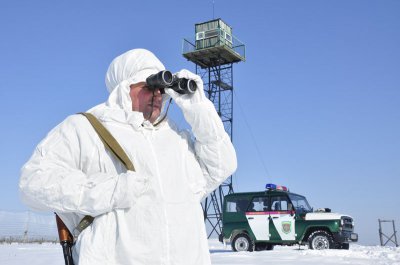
left=182, top=18, right=245, bottom=238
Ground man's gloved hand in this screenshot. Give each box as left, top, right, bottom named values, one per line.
left=165, top=69, right=206, bottom=109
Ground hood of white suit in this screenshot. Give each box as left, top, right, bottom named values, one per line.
left=104, top=48, right=166, bottom=111
left=88, top=49, right=170, bottom=128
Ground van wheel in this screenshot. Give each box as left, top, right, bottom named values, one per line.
left=232, top=233, right=254, bottom=252
left=308, top=230, right=333, bottom=250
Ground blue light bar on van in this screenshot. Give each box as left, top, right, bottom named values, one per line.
left=266, top=183, right=288, bottom=191
left=266, top=183, right=276, bottom=190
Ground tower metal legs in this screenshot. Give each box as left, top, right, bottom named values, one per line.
left=197, top=62, right=235, bottom=238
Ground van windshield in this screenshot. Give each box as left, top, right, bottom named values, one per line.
left=288, top=194, right=312, bottom=214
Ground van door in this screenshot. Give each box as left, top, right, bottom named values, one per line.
left=269, top=195, right=296, bottom=241
left=245, top=196, right=270, bottom=240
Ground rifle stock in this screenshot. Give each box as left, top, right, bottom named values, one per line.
left=55, top=214, right=75, bottom=265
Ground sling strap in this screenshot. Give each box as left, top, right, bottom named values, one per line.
left=79, top=112, right=135, bottom=172
left=73, top=112, right=135, bottom=236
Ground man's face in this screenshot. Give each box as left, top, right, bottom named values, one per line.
left=129, top=82, right=163, bottom=123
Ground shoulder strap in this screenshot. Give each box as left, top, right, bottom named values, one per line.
left=79, top=112, right=135, bottom=172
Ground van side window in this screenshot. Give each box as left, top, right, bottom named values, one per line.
left=226, top=199, right=250, bottom=213
left=270, top=196, right=290, bottom=211
left=247, top=196, right=269, bottom=212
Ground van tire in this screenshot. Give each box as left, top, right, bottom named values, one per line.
left=308, top=230, right=333, bottom=250
left=232, top=233, right=254, bottom=252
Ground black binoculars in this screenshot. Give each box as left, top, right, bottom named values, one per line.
left=146, top=70, right=197, bottom=94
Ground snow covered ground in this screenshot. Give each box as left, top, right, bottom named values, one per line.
left=210, top=240, right=400, bottom=265
left=0, top=239, right=399, bottom=265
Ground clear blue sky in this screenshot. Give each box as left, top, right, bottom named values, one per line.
left=1, top=0, right=399, bottom=245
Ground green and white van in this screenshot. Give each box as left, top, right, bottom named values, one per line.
left=220, top=184, right=358, bottom=251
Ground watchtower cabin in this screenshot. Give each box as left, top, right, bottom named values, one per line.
left=182, top=18, right=245, bottom=68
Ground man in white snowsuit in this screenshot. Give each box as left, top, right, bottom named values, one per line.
left=19, top=49, right=237, bottom=265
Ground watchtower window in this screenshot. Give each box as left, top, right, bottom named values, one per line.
left=204, top=29, right=219, bottom=39
left=196, top=32, right=205, bottom=40
left=225, top=32, right=232, bottom=43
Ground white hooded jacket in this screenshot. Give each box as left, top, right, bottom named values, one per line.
left=19, top=49, right=237, bottom=265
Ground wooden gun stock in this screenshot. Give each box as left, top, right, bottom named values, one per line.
left=55, top=214, right=74, bottom=265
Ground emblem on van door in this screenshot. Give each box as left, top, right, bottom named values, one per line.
left=282, top=221, right=291, bottom=234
